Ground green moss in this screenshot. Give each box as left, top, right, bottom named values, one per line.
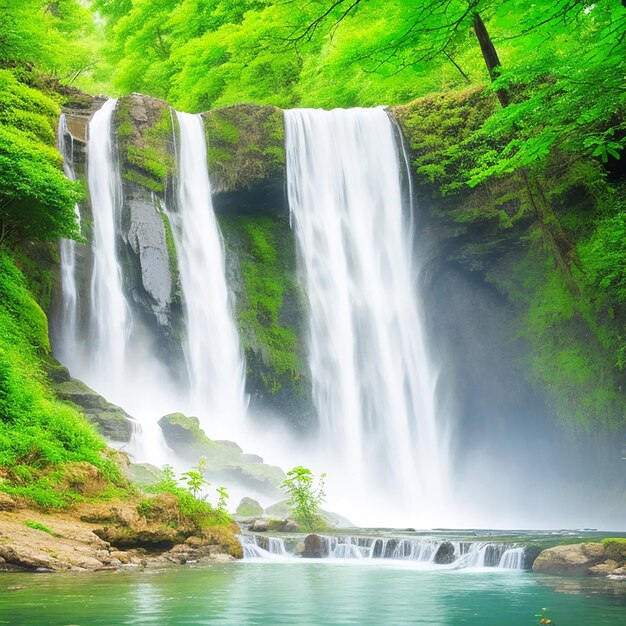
left=115, top=96, right=174, bottom=194
left=203, top=105, right=285, bottom=192
left=24, top=520, right=57, bottom=535
left=486, top=241, right=625, bottom=433
left=221, top=216, right=303, bottom=394
left=158, top=209, right=181, bottom=303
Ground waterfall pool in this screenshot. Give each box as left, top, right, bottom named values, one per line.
left=1, top=562, right=624, bottom=625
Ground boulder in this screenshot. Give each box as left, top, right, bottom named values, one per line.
left=250, top=519, right=268, bottom=532
left=532, top=543, right=607, bottom=575
left=264, top=500, right=353, bottom=528
left=235, top=497, right=264, bottom=518
left=434, top=541, right=456, bottom=564
left=283, top=519, right=300, bottom=532
left=53, top=378, right=135, bottom=442
left=302, top=534, right=325, bottom=558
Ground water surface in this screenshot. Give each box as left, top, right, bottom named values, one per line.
left=1, top=562, right=625, bottom=625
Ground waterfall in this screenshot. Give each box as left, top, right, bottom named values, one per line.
left=56, top=113, right=81, bottom=370
left=169, top=111, right=247, bottom=436
left=284, top=108, right=449, bottom=525
left=58, top=99, right=173, bottom=463
left=87, top=98, right=131, bottom=393
left=239, top=533, right=526, bottom=569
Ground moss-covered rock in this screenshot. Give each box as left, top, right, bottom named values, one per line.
left=158, top=413, right=286, bottom=496
left=113, top=94, right=183, bottom=365
left=235, top=497, right=264, bottom=518
left=202, top=104, right=286, bottom=215
left=220, top=214, right=315, bottom=430
left=53, top=378, right=135, bottom=442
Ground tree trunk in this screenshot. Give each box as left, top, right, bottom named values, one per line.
left=472, top=12, right=510, bottom=107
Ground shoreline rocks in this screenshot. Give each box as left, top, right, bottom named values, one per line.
left=0, top=499, right=242, bottom=574
left=532, top=542, right=626, bottom=578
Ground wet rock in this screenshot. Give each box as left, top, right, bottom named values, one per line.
left=532, top=543, right=607, bottom=575
left=303, top=534, right=325, bottom=558
left=123, top=198, right=172, bottom=328
left=235, top=497, right=264, bottom=518
left=250, top=519, right=268, bottom=532
left=434, top=541, right=456, bottom=564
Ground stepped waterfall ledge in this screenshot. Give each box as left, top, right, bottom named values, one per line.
left=285, top=108, right=450, bottom=526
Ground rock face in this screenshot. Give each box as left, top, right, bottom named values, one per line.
left=532, top=542, right=623, bottom=576
left=158, top=413, right=286, bottom=496
left=236, top=497, right=264, bottom=518
left=114, top=93, right=183, bottom=364
left=202, top=104, right=286, bottom=214
left=53, top=377, right=135, bottom=442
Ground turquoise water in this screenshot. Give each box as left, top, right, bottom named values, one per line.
left=1, top=562, right=625, bottom=625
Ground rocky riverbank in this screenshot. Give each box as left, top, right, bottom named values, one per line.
left=0, top=493, right=242, bottom=573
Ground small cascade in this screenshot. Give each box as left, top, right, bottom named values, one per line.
left=498, top=547, right=525, bottom=569
left=239, top=535, right=289, bottom=559
left=168, top=111, right=248, bottom=437
left=56, top=113, right=82, bottom=371
left=284, top=108, right=449, bottom=525
left=239, top=534, right=526, bottom=570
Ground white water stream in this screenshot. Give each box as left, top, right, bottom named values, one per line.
left=87, top=98, right=130, bottom=392
left=56, top=113, right=81, bottom=372
left=285, top=108, right=450, bottom=526
left=168, top=111, right=248, bottom=437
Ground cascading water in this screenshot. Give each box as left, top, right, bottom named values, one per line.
left=168, top=111, right=247, bottom=437
left=285, top=108, right=449, bottom=526
left=86, top=98, right=130, bottom=394
left=56, top=113, right=81, bottom=372
left=55, top=99, right=175, bottom=462
left=239, top=533, right=526, bottom=570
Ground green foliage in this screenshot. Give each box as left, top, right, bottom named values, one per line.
left=180, top=458, right=209, bottom=499
left=0, top=70, right=81, bottom=245
left=0, top=0, right=97, bottom=83
left=216, top=486, right=229, bottom=515
left=24, top=520, right=56, bottom=535
left=486, top=242, right=625, bottom=432
left=281, top=466, right=326, bottom=532
left=0, top=250, right=124, bottom=508
left=146, top=461, right=232, bottom=529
